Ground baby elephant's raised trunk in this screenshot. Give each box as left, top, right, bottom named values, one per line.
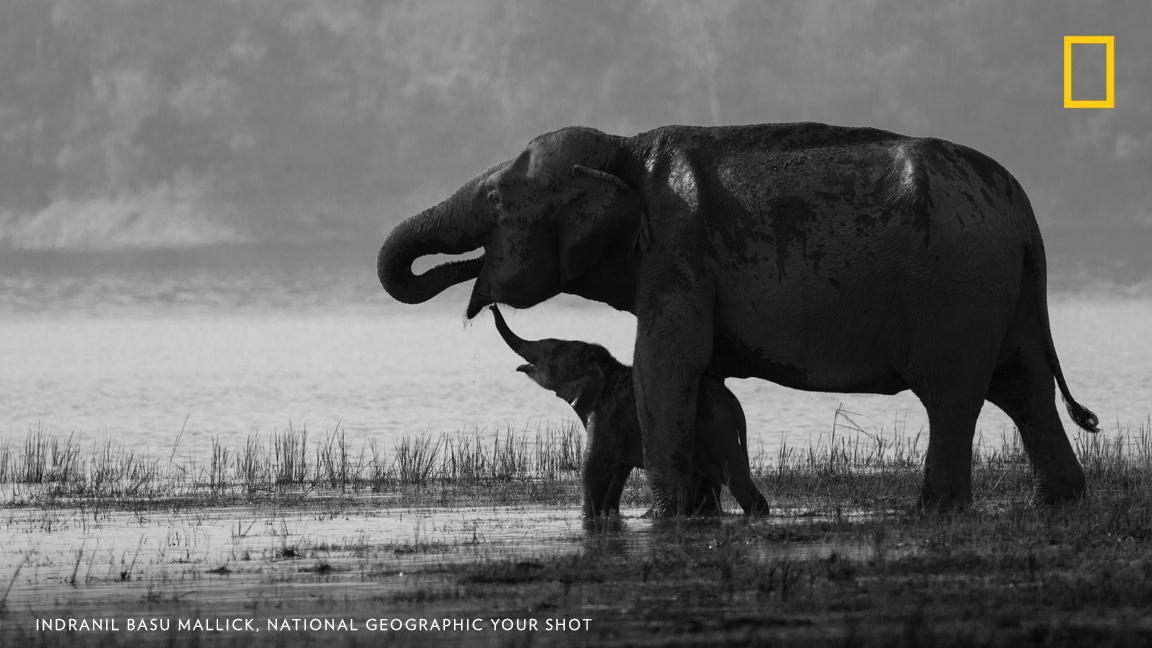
left=491, top=305, right=544, bottom=366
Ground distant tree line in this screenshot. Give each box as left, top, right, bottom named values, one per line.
left=1, top=0, right=1147, bottom=242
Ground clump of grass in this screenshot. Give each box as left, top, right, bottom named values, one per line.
left=534, top=422, right=584, bottom=478
left=208, top=436, right=229, bottom=493
left=438, top=424, right=582, bottom=483
left=366, top=438, right=391, bottom=491
left=273, top=424, right=308, bottom=486
left=490, top=430, right=530, bottom=480
left=316, top=424, right=361, bottom=489
left=19, top=427, right=81, bottom=484
left=1076, top=415, right=1152, bottom=482
left=237, top=433, right=266, bottom=489
left=443, top=432, right=487, bottom=482
left=393, top=434, right=441, bottom=486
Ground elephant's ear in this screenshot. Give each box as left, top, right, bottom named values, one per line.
left=558, top=165, right=650, bottom=283
left=553, top=364, right=606, bottom=412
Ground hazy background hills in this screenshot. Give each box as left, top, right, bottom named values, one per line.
left=1, top=0, right=1149, bottom=250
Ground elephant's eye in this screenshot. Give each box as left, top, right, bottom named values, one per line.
left=486, top=188, right=503, bottom=210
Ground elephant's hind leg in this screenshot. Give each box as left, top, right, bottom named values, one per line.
left=686, top=475, right=723, bottom=516
left=728, top=474, right=771, bottom=516
left=986, top=346, right=1086, bottom=506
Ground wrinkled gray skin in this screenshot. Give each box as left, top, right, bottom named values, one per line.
left=491, top=305, right=770, bottom=517
left=378, top=123, right=1098, bottom=516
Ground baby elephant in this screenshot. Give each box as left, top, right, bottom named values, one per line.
left=491, top=306, right=770, bottom=517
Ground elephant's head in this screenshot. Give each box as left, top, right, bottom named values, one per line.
left=490, top=305, right=611, bottom=412
left=377, top=127, right=649, bottom=318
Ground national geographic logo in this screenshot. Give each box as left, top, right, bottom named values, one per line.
left=1064, top=35, right=1114, bottom=109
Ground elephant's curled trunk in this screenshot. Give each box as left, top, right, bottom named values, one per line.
left=377, top=174, right=491, bottom=304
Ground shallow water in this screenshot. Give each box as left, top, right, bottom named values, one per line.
left=0, top=496, right=906, bottom=646
left=1, top=244, right=1149, bottom=462
left=0, top=498, right=890, bottom=611
left=1, top=501, right=592, bottom=641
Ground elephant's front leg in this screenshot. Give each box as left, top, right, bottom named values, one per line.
left=581, top=444, right=633, bottom=518
left=634, top=292, right=714, bottom=517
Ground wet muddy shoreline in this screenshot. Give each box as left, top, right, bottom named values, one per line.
left=5, top=488, right=1152, bottom=647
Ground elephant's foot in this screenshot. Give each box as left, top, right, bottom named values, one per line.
left=582, top=514, right=625, bottom=533
left=918, top=461, right=973, bottom=513
left=582, top=506, right=621, bottom=520
left=688, top=496, right=723, bottom=517
left=582, top=497, right=624, bottom=520
left=916, top=484, right=971, bottom=514
left=638, top=506, right=718, bottom=521
left=742, top=498, right=771, bottom=517
left=643, top=501, right=710, bottom=519
left=643, top=488, right=721, bottom=518
left=730, top=484, right=771, bottom=516
left=1034, top=470, right=1087, bottom=508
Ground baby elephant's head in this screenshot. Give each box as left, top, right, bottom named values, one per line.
left=490, top=305, right=613, bottom=410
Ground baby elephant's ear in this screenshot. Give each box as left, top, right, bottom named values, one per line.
left=553, top=363, right=606, bottom=411
left=558, top=166, right=649, bottom=283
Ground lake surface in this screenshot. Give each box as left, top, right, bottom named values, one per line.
left=1, top=241, right=1149, bottom=462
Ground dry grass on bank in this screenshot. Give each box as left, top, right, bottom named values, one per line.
left=2, top=416, right=1150, bottom=511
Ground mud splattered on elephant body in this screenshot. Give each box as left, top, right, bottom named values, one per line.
left=705, top=145, right=902, bottom=278
left=685, top=145, right=919, bottom=391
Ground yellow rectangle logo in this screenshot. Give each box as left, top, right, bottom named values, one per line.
left=1064, top=35, right=1114, bottom=108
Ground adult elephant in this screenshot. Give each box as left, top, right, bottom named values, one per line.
left=377, top=123, right=1098, bottom=515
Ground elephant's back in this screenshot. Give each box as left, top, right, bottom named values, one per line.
left=630, top=122, right=910, bottom=162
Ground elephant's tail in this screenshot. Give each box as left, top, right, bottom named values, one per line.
left=1028, top=231, right=1100, bottom=433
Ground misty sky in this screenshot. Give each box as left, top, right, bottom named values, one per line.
left=0, top=0, right=1148, bottom=249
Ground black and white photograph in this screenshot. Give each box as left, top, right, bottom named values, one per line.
left=2, top=1, right=1150, bottom=645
